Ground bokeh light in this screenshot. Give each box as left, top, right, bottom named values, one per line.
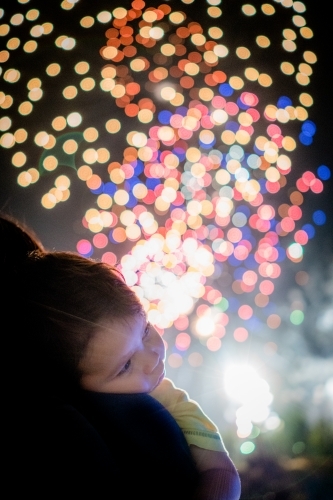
left=1, top=0, right=331, bottom=459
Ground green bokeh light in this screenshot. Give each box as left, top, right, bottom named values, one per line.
left=217, top=297, right=229, bottom=312
left=240, top=441, right=256, bottom=455
left=292, top=441, right=306, bottom=454
left=290, top=310, right=305, bottom=325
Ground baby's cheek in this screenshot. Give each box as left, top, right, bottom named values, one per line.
left=160, top=337, right=166, bottom=358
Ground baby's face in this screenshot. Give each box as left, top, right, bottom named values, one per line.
left=79, top=313, right=165, bottom=394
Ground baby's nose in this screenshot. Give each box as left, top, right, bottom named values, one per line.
left=143, top=350, right=160, bottom=375
left=147, top=328, right=165, bottom=359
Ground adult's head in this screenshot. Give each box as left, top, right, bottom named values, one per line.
left=0, top=213, right=44, bottom=266
left=0, top=215, right=44, bottom=395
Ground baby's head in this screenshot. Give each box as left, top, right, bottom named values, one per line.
left=19, top=251, right=165, bottom=396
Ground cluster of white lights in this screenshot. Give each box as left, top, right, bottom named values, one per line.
left=224, top=364, right=280, bottom=439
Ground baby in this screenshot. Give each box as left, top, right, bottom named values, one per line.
left=75, top=274, right=240, bottom=498
left=78, top=312, right=224, bottom=445
left=13, top=246, right=240, bottom=499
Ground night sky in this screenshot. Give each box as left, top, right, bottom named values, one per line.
left=1, top=0, right=332, bottom=467
left=1, top=0, right=332, bottom=253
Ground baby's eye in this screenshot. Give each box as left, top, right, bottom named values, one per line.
left=118, top=359, right=131, bottom=376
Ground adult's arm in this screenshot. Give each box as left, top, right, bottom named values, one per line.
left=150, top=379, right=241, bottom=500
left=191, top=446, right=241, bottom=500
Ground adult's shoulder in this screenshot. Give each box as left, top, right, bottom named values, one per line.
left=6, top=390, right=199, bottom=498
left=76, top=390, right=200, bottom=498
left=5, top=394, right=118, bottom=496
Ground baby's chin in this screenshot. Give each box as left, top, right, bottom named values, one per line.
left=149, top=370, right=165, bottom=393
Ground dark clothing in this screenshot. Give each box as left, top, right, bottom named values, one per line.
left=7, top=390, right=199, bottom=499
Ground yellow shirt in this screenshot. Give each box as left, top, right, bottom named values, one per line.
left=150, top=378, right=227, bottom=453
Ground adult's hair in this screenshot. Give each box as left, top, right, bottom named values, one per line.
left=18, top=251, right=143, bottom=396
left=0, top=213, right=44, bottom=266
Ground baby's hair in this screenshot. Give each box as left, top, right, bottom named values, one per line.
left=18, top=251, right=144, bottom=395
left=0, top=215, right=143, bottom=396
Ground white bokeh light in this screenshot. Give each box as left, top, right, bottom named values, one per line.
left=224, top=364, right=277, bottom=437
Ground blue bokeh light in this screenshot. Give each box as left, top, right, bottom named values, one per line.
left=317, top=164, right=331, bottom=180
left=312, top=210, right=326, bottom=225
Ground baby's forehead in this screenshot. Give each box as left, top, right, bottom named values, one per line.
left=120, top=309, right=147, bottom=328
left=85, top=312, right=147, bottom=358
left=100, top=308, right=146, bottom=330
